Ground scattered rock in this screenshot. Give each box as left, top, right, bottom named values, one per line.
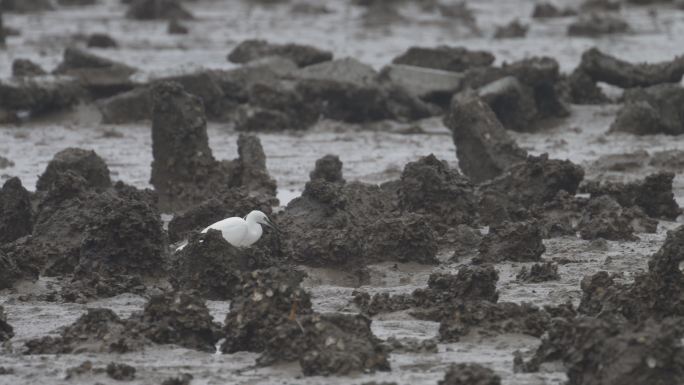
left=589, top=150, right=650, bottom=172
left=650, top=149, right=684, bottom=170
left=0, top=305, right=13, bottom=341
left=445, top=98, right=528, bottom=183
left=234, top=82, right=319, bottom=131
left=0, top=77, right=82, bottom=115
left=0, top=177, right=32, bottom=244
left=106, top=363, right=135, bottom=381
left=567, top=14, right=630, bottom=37
left=161, top=374, right=193, bottom=385
left=12, top=59, right=47, bottom=77
left=167, top=19, right=188, bottom=34
left=309, top=154, right=344, bottom=183
left=36, top=147, right=111, bottom=192
left=475, top=220, right=546, bottom=263
left=125, top=0, right=193, bottom=20
left=97, top=86, right=151, bottom=124
left=0, top=0, right=54, bottom=13
left=516, top=262, right=560, bottom=283
left=579, top=48, right=684, bottom=89
left=52, top=47, right=136, bottom=97
left=379, top=64, right=464, bottom=107
left=577, top=196, right=640, bottom=241
left=392, top=46, right=495, bottom=72
left=494, top=20, right=528, bottom=39
left=438, top=363, right=501, bottom=385
left=610, top=84, right=684, bottom=135
left=532, top=3, right=577, bottom=18
left=563, top=69, right=610, bottom=105
left=86, top=33, right=118, bottom=49
left=228, top=39, right=332, bottom=68
left=0, top=155, right=12, bottom=169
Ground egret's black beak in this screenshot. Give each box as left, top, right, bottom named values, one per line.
left=265, top=217, right=281, bottom=233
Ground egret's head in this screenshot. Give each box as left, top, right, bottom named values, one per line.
left=246, top=210, right=280, bottom=232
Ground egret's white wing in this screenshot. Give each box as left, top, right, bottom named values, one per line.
left=202, top=217, right=249, bottom=246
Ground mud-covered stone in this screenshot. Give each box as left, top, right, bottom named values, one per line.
left=567, top=14, right=630, bottom=36
left=579, top=47, right=684, bottom=89
left=0, top=0, right=54, bottom=13
left=167, top=19, right=188, bottom=34
left=170, top=230, right=274, bottom=299
left=126, top=0, right=193, bottom=20
left=0, top=177, right=32, bottom=244
left=52, top=47, right=136, bottom=97
left=60, top=271, right=146, bottom=303
left=36, top=147, right=111, bottom=192
left=235, top=82, right=319, bottom=131
left=577, top=196, right=638, bottom=241
left=475, top=220, right=546, bottom=263
left=106, top=363, right=135, bottom=381
left=563, top=69, right=610, bottom=105
left=532, top=3, right=577, bottom=18
left=228, top=39, right=332, bottom=68
left=12, top=59, right=46, bottom=77
left=397, top=154, right=477, bottom=231
left=97, top=86, right=151, bottom=124
left=438, top=363, right=501, bottom=385
left=0, top=77, right=82, bottom=115
left=611, top=84, right=684, bottom=135
left=0, top=305, right=13, bottom=342
left=392, top=46, right=495, bottom=72
left=516, top=262, right=560, bottom=283
left=87, top=33, right=117, bottom=49
left=445, top=98, right=528, bottom=183
left=583, top=172, right=681, bottom=220
left=494, top=20, right=528, bottom=39
left=309, top=154, right=344, bottom=183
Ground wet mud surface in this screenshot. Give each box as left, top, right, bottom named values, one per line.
left=1, top=0, right=684, bottom=385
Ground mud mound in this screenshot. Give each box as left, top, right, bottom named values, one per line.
left=516, top=262, right=560, bottom=283
left=126, top=0, right=193, bottom=20
left=532, top=3, right=576, bottom=18
left=234, top=82, right=319, bottom=131
left=397, top=154, right=477, bottom=231
left=24, top=308, right=148, bottom=354
left=0, top=246, right=37, bottom=289
left=12, top=58, right=46, bottom=77
left=391, top=46, right=495, bottom=72
left=228, top=39, right=332, bottom=67
left=0, top=177, right=32, bottom=244
left=221, top=267, right=312, bottom=354
left=353, top=265, right=499, bottom=316
left=610, top=84, right=684, bottom=136
left=0, top=77, right=83, bottom=117
left=567, top=13, right=629, bottom=36
left=577, top=196, right=638, bottom=241
left=52, top=47, right=136, bottom=98
left=36, top=148, right=111, bottom=192
left=445, top=98, right=527, bottom=183
left=170, top=230, right=275, bottom=300
left=439, top=363, right=501, bottom=385
left=0, top=0, right=53, bottom=13
left=583, top=172, right=681, bottom=220
left=475, top=220, right=546, bottom=263
left=563, top=68, right=610, bottom=104
left=60, top=272, right=145, bottom=303
left=133, top=291, right=221, bottom=352
left=0, top=305, right=13, bottom=342
left=309, top=154, right=344, bottom=183
left=106, top=363, right=135, bottom=381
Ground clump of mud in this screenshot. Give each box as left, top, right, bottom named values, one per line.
left=106, top=363, right=136, bottom=381
left=516, top=262, right=560, bottom=283
left=475, top=220, right=546, bottom=263
left=52, top=47, right=136, bottom=98
left=228, top=39, right=333, bottom=67
left=0, top=177, right=32, bottom=245
left=610, top=84, right=684, bottom=136
left=278, top=155, right=437, bottom=267
left=391, top=46, right=495, bottom=72
left=0, top=305, right=13, bottom=342
left=12, top=58, right=47, bottom=77
left=438, top=363, right=501, bottom=385
left=567, top=13, right=630, bottom=36
left=126, top=0, right=193, bottom=20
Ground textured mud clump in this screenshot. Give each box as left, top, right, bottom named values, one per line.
left=234, top=82, right=319, bottom=132
left=126, top=0, right=193, bottom=20
left=0, top=177, right=32, bottom=244
left=583, top=172, right=681, bottom=220
left=397, top=154, right=477, bottom=231
left=132, top=291, right=221, bottom=352
left=52, top=47, right=136, bottom=97
left=150, top=82, right=277, bottom=210
left=0, top=243, right=38, bottom=289
left=475, top=220, right=546, bottom=263
left=228, top=39, right=332, bottom=67
left=170, top=230, right=274, bottom=300
left=354, top=265, right=499, bottom=316
left=24, top=308, right=148, bottom=354
left=610, top=84, right=684, bottom=136
left=35, top=148, right=111, bottom=192
left=12, top=58, right=47, bottom=77
left=392, top=46, right=494, bottom=72
left=576, top=196, right=640, bottom=241
left=579, top=225, right=684, bottom=322
left=279, top=156, right=437, bottom=267
left=445, top=98, right=527, bottom=183
left=0, top=305, right=13, bottom=342
left=309, top=154, right=345, bottom=183
left=106, top=363, right=136, bottom=381
left=516, top=262, right=560, bottom=283
left=567, top=13, right=630, bottom=36
left=438, top=363, right=501, bottom=385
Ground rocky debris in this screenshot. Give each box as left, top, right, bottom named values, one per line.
left=309, top=154, right=344, bottom=183
left=589, top=150, right=650, bottom=173
left=0, top=77, right=82, bottom=116
left=57, top=0, right=97, bottom=5
left=170, top=230, right=275, bottom=300
left=650, top=149, right=684, bottom=170
left=519, top=316, right=684, bottom=385
left=579, top=48, right=684, bottom=89
left=567, top=14, right=630, bottom=37
left=532, top=3, right=577, bottom=18
left=381, top=336, right=438, bottom=354
left=25, top=308, right=148, bottom=354
left=86, top=33, right=118, bottom=49
left=579, top=225, right=684, bottom=322
left=516, top=262, right=560, bottom=283
left=0, top=0, right=54, bottom=12
left=494, top=20, right=528, bottom=39
left=228, top=39, right=332, bottom=68
left=0, top=238, right=41, bottom=288
left=36, top=147, right=111, bottom=192
left=501, top=57, right=569, bottom=120
left=279, top=158, right=437, bottom=267
left=0, top=155, right=12, bottom=168
left=52, top=47, right=136, bottom=98
left=449, top=224, right=483, bottom=258
left=576, top=195, right=656, bottom=240
left=445, top=98, right=528, bottom=183
left=167, top=189, right=272, bottom=243
left=149, top=82, right=277, bottom=210
left=132, top=291, right=221, bottom=352
left=0, top=177, right=32, bottom=244
left=391, top=46, right=495, bottom=72
left=581, top=0, right=622, bottom=11
left=438, top=363, right=501, bottom=385
left=157, top=71, right=231, bottom=120
left=12, top=59, right=47, bottom=77
left=234, top=82, right=319, bottom=131
left=161, top=374, right=193, bottom=385
left=290, top=2, right=332, bottom=15
left=610, top=84, right=684, bottom=135
left=563, top=69, right=610, bottom=105
left=475, top=220, right=546, bottom=263
left=97, top=86, right=151, bottom=124
left=106, top=363, right=136, bottom=381
left=397, top=154, right=477, bottom=232
left=167, top=19, right=188, bottom=34
left=532, top=190, right=586, bottom=238
left=64, top=361, right=96, bottom=380
left=378, top=64, right=464, bottom=106
left=294, top=57, right=437, bottom=123
left=353, top=265, right=500, bottom=316
left=583, top=172, right=681, bottom=220
left=0, top=305, right=13, bottom=341
left=60, top=272, right=146, bottom=303
left=126, top=0, right=193, bottom=20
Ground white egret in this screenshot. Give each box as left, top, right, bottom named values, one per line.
left=200, top=210, right=279, bottom=248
